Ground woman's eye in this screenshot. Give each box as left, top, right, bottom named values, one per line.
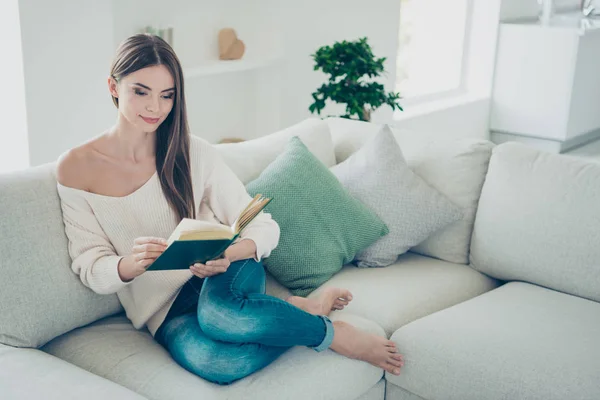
left=134, top=90, right=147, bottom=96
left=162, top=94, right=174, bottom=100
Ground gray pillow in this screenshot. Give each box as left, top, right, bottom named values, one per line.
left=331, top=125, right=463, bottom=268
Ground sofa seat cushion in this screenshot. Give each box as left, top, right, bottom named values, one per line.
left=388, top=282, right=600, bottom=400
left=42, top=314, right=386, bottom=400
left=0, top=344, right=143, bottom=399
left=308, top=253, right=498, bottom=337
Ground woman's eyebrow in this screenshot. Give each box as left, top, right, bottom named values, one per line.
left=132, top=83, right=175, bottom=92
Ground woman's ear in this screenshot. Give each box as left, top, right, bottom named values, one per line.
left=108, top=76, right=119, bottom=98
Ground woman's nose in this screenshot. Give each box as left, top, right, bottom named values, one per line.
left=146, top=96, right=159, bottom=113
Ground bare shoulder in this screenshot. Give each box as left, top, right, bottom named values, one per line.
left=56, top=139, right=101, bottom=190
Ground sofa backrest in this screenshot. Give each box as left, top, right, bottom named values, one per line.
left=214, top=118, right=336, bottom=184
left=470, top=142, right=600, bottom=302
left=326, top=117, right=494, bottom=265
left=0, top=164, right=123, bottom=348
left=0, top=118, right=335, bottom=348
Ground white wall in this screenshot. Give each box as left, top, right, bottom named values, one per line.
left=0, top=0, right=29, bottom=174
left=17, top=0, right=497, bottom=167
left=110, top=0, right=400, bottom=140
left=18, top=0, right=115, bottom=166
left=111, top=0, right=285, bottom=144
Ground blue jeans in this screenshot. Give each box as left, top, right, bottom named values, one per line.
left=154, top=259, right=334, bottom=385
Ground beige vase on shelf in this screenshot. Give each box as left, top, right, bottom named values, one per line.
left=218, top=28, right=246, bottom=60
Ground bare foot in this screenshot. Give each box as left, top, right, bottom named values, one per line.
left=286, top=287, right=353, bottom=316
left=330, top=321, right=404, bottom=375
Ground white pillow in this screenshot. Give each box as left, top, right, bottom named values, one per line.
left=212, top=118, right=336, bottom=184
left=331, top=126, right=462, bottom=267
left=331, top=125, right=463, bottom=268
left=327, top=117, right=494, bottom=265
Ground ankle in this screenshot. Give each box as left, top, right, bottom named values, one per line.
left=284, top=295, right=294, bottom=303
left=333, top=320, right=348, bottom=328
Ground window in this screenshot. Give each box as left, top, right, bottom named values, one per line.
left=396, top=0, right=472, bottom=101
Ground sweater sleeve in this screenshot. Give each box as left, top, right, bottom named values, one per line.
left=57, top=186, right=132, bottom=294
left=200, top=143, right=280, bottom=262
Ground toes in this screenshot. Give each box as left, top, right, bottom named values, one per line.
left=338, top=289, right=353, bottom=301
left=332, top=304, right=345, bottom=310
left=391, top=354, right=404, bottom=361
left=387, top=358, right=404, bottom=368
left=382, top=364, right=401, bottom=375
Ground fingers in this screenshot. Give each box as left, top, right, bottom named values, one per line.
left=134, top=237, right=168, bottom=246
left=133, top=243, right=168, bottom=254
left=190, top=266, right=207, bottom=278
left=205, top=259, right=230, bottom=268
left=190, top=262, right=227, bottom=277
left=134, top=250, right=164, bottom=261
left=131, top=240, right=168, bottom=270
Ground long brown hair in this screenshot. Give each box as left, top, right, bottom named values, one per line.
left=109, top=34, right=195, bottom=221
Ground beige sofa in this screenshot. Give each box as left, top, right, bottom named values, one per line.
left=1, top=118, right=598, bottom=400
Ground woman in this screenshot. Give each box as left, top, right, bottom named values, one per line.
left=56, top=33, right=403, bottom=385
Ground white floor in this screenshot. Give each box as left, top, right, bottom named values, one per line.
left=564, top=139, right=600, bottom=163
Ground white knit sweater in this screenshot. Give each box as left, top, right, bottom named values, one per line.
left=56, top=135, right=280, bottom=336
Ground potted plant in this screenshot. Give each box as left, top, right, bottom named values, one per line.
left=309, top=37, right=403, bottom=122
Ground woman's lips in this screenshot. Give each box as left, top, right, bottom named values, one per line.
left=141, top=116, right=160, bottom=124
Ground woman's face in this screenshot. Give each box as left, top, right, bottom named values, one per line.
left=109, top=64, right=175, bottom=133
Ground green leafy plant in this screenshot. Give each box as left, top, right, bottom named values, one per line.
left=309, top=37, right=403, bottom=122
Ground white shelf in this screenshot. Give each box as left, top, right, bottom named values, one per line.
left=505, top=12, right=600, bottom=34
left=183, top=57, right=280, bottom=78
left=490, top=16, right=600, bottom=153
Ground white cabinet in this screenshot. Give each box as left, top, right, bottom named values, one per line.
left=490, top=13, right=600, bottom=153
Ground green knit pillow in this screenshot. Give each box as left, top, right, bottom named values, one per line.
left=246, top=137, right=389, bottom=296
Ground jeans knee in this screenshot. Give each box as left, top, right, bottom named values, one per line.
left=176, top=347, right=256, bottom=385
left=197, top=298, right=262, bottom=343
left=198, top=365, right=253, bottom=385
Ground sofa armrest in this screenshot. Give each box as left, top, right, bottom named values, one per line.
left=0, top=343, right=144, bottom=399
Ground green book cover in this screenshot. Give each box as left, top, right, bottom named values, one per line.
left=146, top=234, right=239, bottom=271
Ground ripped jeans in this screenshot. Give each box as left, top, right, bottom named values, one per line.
left=154, top=258, right=334, bottom=385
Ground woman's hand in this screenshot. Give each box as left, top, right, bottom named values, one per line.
left=190, top=257, right=231, bottom=278
left=188, top=239, right=257, bottom=278
left=118, top=237, right=168, bottom=282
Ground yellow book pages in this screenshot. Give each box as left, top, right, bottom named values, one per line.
left=166, top=195, right=272, bottom=246
left=178, top=229, right=234, bottom=241
left=166, top=218, right=234, bottom=246
left=233, top=195, right=272, bottom=234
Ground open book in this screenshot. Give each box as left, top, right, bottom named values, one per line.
left=146, top=194, right=272, bottom=271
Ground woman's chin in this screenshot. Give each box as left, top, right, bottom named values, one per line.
left=136, top=123, right=160, bottom=134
